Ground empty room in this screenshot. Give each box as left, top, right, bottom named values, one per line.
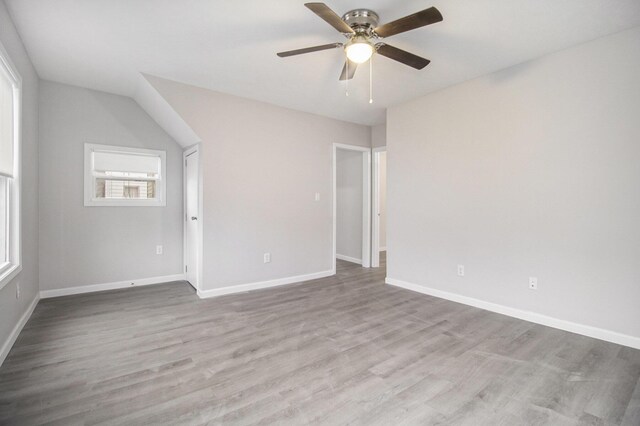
left=1, top=0, right=639, bottom=424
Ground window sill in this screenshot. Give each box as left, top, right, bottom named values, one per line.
left=0, top=263, right=22, bottom=291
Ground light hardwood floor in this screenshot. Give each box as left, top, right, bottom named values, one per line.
left=1, top=255, right=639, bottom=425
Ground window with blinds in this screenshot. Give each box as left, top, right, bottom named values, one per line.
left=0, top=177, right=7, bottom=267
left=84, top=144, right=166, bottom=206
left=0, top=41, right=21, bottom=290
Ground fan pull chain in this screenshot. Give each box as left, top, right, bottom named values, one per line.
left=369, top=55, right=373, bottom=104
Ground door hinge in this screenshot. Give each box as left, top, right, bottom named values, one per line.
left=185, top=265, right=188, bottom=273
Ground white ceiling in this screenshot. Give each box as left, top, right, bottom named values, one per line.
left=6, top=0, right=640, bottom=125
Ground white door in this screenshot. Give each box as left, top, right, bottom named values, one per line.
left=185, top=150, right=199, bottom=288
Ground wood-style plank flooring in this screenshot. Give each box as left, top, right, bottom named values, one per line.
left=1, top=255, right=639, bottom=425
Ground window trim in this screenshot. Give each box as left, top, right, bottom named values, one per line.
left=84, top=143, right=167, bottom=207
left=0, top=40, right=22, bottom=291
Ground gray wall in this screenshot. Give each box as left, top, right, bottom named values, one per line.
left=145, top=75, right=371, bottom=290
left=387, top=27, right=640, bottom=340
left=0, top=2, right=39, bottom=358
left=336, top=149, right=363, bottom=262
left=371, top=123, right=386, bottom=148
left=38, top=81, right=183, bottom=291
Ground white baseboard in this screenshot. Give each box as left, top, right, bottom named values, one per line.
left=40, top=273, right=186, bottom=299
left=336, top=254, right=362, bottom=265
left=1, top=295, right=39, bottom=367
left=386, top=277, right=640, bottom=350
left=197, top=269, right=334, bottom=299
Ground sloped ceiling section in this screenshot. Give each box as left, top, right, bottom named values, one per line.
left=141, top=75, right=216, bottom=141
left=133, top=74, right=201, bottom=148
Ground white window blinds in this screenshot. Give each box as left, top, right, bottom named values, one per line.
left=93, top=151, right=161, bottom=177
left=0, top=65, right=14, bottom=178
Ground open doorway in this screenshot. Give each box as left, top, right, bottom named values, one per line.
left=333, top=143, right=371, bottom=271
left=372, top=147, right=387, bottom=268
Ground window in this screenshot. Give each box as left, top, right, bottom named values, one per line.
left=84, top=144, right=166, bottom=206
left=0, top=41, right=21, bottom=290
left=0, top=178, right=8, bottom=267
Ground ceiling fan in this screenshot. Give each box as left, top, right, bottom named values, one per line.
left=277, top=3, right=443, bottom=81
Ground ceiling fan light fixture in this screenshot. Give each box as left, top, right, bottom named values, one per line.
left=277, top=3, right=442, bottom=86
left=345, top=36, right=374, bottom=64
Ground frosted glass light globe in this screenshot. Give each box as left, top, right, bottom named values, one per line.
left=345, top=39, right=373, bottom=64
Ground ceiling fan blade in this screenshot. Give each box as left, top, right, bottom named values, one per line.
left=376, top=44, right=430, bottom=70
left=339, top=59, right=358, bottom=80
left=374, top=7, right=443, bottom=38
left=305, top=3, right=354, bottom=34
left=277, top=43, right=342, bottom=57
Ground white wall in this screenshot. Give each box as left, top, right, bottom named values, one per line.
left=145, top=75, right=371, bottom=291
left=387, top=27, right=640, bottom=344
left=38, top=81, right=183, bottom=291
left=378, top=151, right=387, bottom=250
left=336, top=149, right=363, bottom=263
left=0, top=2, right=39, bottom=362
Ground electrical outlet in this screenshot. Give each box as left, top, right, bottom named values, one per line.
left=457, top=265, right=465, bottom=277
left=156, top=245, right=163, bottom=255
left=16, top=283, right=20, bottom=299
left=529, top=277, right=538, bottom=290
left=264, top=253, right=271, bottom=263
left=315, top=192, right=320, bottom=201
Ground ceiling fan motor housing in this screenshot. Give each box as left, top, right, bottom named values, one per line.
left=342, top=9, right=380, bottom=35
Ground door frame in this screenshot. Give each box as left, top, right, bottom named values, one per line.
left=183, top=144, right=203, bottom=291
left=371, top=146, right=386, bottom=267
left=332, top=143, right=372, bottom=271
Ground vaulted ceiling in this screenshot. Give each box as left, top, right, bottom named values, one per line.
left=6, top=0, right=640, bottom=125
